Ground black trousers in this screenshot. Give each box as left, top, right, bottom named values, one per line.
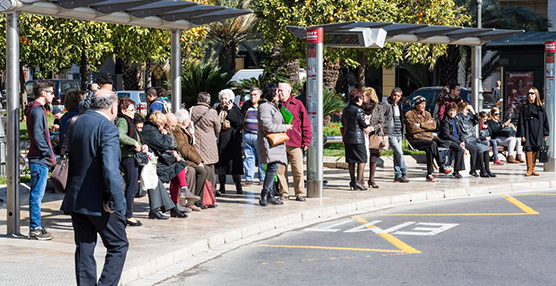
left=412, top=139, right=444, bottom=174
left=120, top=157, right=138, bottom=218
left=444, top=141, right=465, bottom=171
left=148, top=178, right=176, bottom=212
left=71, top=211, right=128, bottom=286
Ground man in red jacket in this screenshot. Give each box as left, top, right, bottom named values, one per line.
left=276, top=82, right=312, bottom=202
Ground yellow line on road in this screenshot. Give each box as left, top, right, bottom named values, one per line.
left=503, top=194, right=539, bottom=214
left=351, top=216, right=421, bottom=254
left=375, top=195, right=539, bottom=217
left=251, top=244, right=402, bottom=253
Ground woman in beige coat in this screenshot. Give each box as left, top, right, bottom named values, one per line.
left=190, top=92, right=221, bottom=187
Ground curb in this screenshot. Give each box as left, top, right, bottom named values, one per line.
left=120, top=178, right=556, bottom=285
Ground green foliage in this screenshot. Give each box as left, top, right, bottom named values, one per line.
left=181, top=61, right=232, bottom=107
left=111, top=25, right=169, bottom=64
left=323, top=88, right=345, bottom=117
left=253, top=0, right=471, bottom=70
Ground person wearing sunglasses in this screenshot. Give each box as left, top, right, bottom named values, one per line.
left=517, top=87, right=550, bottom=176
left=487, top=107, right=523, bottom=164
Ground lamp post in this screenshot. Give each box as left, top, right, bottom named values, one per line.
left=471, top=0, right=483, bottom=112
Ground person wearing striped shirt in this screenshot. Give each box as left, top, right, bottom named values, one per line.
left=240, top=87, right=265, bottom=186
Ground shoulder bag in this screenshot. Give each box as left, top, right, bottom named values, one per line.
left=538, top=142, right=549, bottom=163
left=50, top=116, right=79, bottom=193
left=369, top=124, right=389, bottom=151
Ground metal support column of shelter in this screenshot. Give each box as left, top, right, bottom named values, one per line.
left=6, top=11, right=21, bottom=236
left=471, top=0, right=483, bottom=112
left=170, top=30, right=182, bottom=113
left=306, top=28, right=324, bottom=199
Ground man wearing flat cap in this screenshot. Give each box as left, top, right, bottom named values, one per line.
left=405, top=96, right=452, bottom=182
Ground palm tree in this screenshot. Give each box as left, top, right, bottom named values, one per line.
left=206, top=0, right=258, bottom=75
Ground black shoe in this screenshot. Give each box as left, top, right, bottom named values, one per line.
left=194, top=203, right=208, bottom=209
left=126, top=218, right=143, bottom=227
left=149, top=210, right=169, bottom=220
left=296, top=196, right=306, bottom=202
left=469, top=171, right=479, bottom=177
left=236, top=184, right=243, bottom=194
left=259, top=189, right=269, bottom=206
left=452, top=171, right=462, bottom=179
left=215, top=191, right=222, bottom=197
left=349, top=180, right=365, bottom=191
left=170, top=208, right=188, bottom=218
left=268, top=192, right=284, bottom=205
left=394, top=176, right=409, bottom=183
left=208, top=204, right=217, bottom=208
left=480, top=171, right=490, bottom=178
left=487, top=171, right=497, bottom=178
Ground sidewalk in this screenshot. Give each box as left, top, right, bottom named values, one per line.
left=1, top=159, right=555, bottom=286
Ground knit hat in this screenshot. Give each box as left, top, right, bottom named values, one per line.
left=52, top=108, right=62, bottom=115
left=413, top=95, right=426, bottom=106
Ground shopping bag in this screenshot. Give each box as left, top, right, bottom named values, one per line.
left=202, top=180, right=217, bottom=207
left=140, top=160, right=158, bottom=190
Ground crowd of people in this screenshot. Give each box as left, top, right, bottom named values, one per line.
left=343, top=83, right=550, bottom=189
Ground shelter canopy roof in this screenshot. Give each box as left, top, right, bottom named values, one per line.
left=287, top=21, right=524, bottom=46
left=0, top=0, right=251, bottom=30
left=486, top=31, right=556, bottom=48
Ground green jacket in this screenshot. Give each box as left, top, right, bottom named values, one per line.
left=115, top=117, right=141, bottom=158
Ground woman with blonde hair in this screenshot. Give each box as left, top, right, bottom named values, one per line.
left=487, top=107, right=523, bottom=163
left=362, top=87, right=384, bottom=189
left=517, top=87, right=549, bottom=176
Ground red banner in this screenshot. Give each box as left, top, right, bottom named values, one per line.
left=307, top=28, right=323, bottom=44
left=546, top=41, right=556, bottom=53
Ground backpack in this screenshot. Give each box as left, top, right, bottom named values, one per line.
left=155, top=98, right=172, bottom=114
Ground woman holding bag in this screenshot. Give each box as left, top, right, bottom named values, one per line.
left=257, top=83, right=292, bottom=206
left=362, top=87, right=384, bottom=189
left=115, top=98, right=147, bottom=226
left=517, top=87, right=549, bottom=176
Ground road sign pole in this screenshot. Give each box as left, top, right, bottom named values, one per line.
left=544, top=41, right=556, bottom=172
left=306, top=28, right=324, bottom=199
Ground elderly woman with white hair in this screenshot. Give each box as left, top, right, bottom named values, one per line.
left=215, top=88, right=244, bottom=195
left=173, top=109, right=216, bottom=209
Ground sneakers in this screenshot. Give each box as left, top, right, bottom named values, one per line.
left=494, top=159, right=505, bottom=165
left=394, top=176, right=409, bottom=183
left=452, top=171, right=462, bottom=179
left=29, top=226, right=53, bottom=241
left=439, top=167, right=452, bottom=174
left=426, top=174, right=436, bottom=182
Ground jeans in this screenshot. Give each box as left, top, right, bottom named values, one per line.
left=242, top=132, right=265, bottom=182
left=120, top=157, right=138, bottom=219
left=388, top=136, right=407, bottom=178
left=263, top=162, right=280, bottom=192
left=29, top=163, right=48, bottom=230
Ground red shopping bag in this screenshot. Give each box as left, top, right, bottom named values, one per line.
left=202, top=180, right=217, bottom=207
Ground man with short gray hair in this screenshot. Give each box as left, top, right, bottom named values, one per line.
left=61, top=89, right=129, bottom=286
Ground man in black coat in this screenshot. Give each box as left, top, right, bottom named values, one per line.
left=61, top=89, right=128, bottom=286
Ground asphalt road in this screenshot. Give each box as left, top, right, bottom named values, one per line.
left=158, top=191, right=556, bottom=286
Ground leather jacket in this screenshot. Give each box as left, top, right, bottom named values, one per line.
left=342, top=103, right=369, bottom=144
left=456, top=112, right=479, bottom=142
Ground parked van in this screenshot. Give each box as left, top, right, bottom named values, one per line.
left=116, top=90, right=147, bottom=115
left=25, top=79, right=81, bottom=106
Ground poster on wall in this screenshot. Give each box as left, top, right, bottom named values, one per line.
left=505, top=71, right=534, bottom=120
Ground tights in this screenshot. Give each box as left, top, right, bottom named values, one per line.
left=348, top=162, right=366, bottom=186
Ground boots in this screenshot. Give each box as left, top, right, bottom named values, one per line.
left=506, top=155, right=519, bottom=164
left=235, top=182, right=243, bottom=194
left=531, top=152, right=540, bottom=176
left=525, top=151, right=534, bottom=176
left=516, top=153, right=525, bottom=163
left=259, top=189, right=269, bottom=206
left=267, top=191, right=284, bottom=205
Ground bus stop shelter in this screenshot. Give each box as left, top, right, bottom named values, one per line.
left=1, top=0, right=251, bottom=236
left=286, top=22, right=524, bottom=199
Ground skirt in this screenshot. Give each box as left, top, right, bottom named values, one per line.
left=345, top=143, right=368, bottom=163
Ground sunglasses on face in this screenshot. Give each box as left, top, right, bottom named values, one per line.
left=494, top=113, right=500, bottom=116
left=528, top=92, right=535, bottom=95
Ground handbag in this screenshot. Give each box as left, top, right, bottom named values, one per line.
left=50, top=116, right=78, bottom=193
left=369, top=124, right=389, bottom=151
left=499, top=127, right=516, bottom=138
left=202, top=180, right=217, bottom=207
left=538, top=143, right=549, bottom=163
left=133, top=152, right=149, bottom=166
left=266, top=132, right=290, bottom=147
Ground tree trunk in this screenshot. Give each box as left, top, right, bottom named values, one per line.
left=323, top=58, right=341, bottom=91
left=80, top=50, right=89, bottom=92
left=357, top=51, right=366, bottom=88
left=145, top=60, right=152, bottom=89
left=285, top=59, right=300, bottom=87
left=122, top=60, right=141, bottom=90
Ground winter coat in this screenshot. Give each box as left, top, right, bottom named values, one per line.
left=365, top=102, right=384, bottom=135
left=141, top=121, right=186, bottom=183
left=456, top=112, right=479, bottom=143
left=517, top=103, right=549, bottom=148
left=190, top=102, right=221, bottom=165
left=342, top=103, right=368, bottom=144
left=115, top=116, right=141, bottom=159
left=215, top=104, right=244, bottom=175
left=439, top=116, right=463, bottom=145
left=173, top=124, right=203, bottom=166
left=405, top=109, right=436, bottom=143
left=257, top=102, right=289, bottom=165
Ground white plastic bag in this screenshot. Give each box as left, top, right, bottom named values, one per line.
left=140, top=155, right=158, bottom=190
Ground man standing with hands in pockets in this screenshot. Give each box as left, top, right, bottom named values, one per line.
left=276, top=82, right=312, bottom=202
left=61, top=89, right=128, bottom=286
